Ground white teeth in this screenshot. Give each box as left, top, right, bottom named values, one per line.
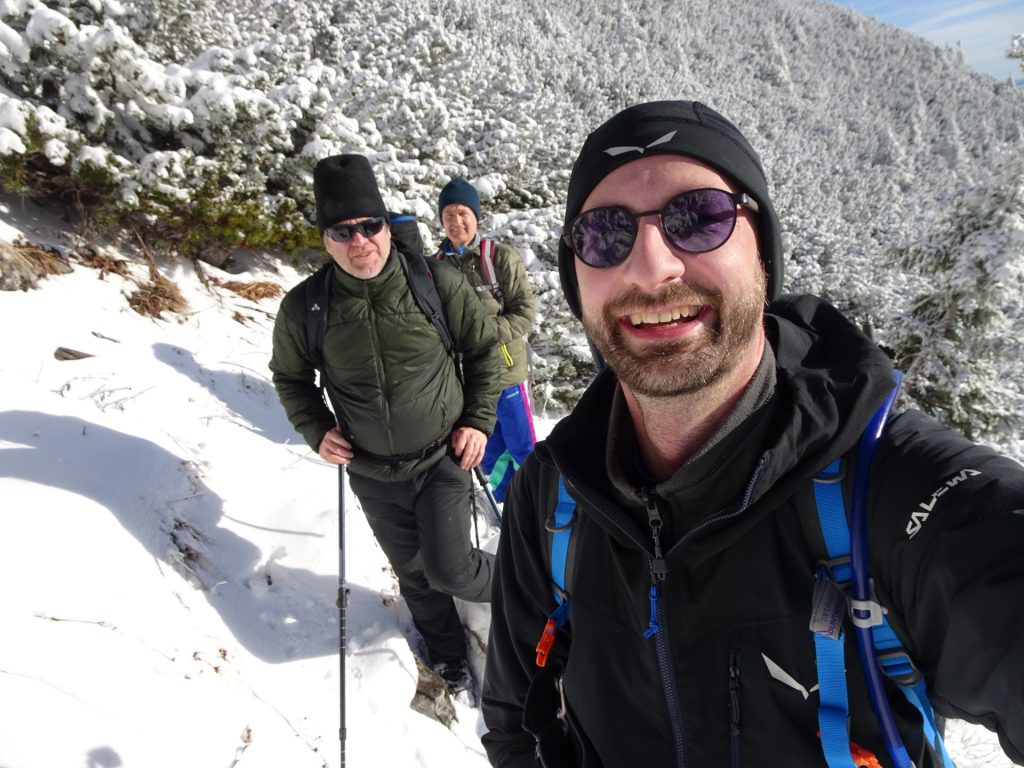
left=629, top=306, right=699, bottom=327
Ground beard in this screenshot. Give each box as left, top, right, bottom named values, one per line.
left=582, top=268, right=767, bottom=398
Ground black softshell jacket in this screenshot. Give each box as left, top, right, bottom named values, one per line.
left=482, top=294, right=1024, bottom=767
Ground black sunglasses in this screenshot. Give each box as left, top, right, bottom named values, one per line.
left=324, top=216, right=387, bottom=243
left=563, top=188, right=759, bottom=268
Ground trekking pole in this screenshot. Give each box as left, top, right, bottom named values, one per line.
left=471, top=482, right=482, bottom=549
left=338, top=464, right=348, bottom=768
left=473, top=465, right=502, bottom=529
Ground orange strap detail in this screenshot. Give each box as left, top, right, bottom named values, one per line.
left=535, top=618, right=557, bottom=668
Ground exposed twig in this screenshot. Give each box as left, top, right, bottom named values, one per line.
left=226, top=726, right=253, bottom=768
left=34, top=613, right=116, bottom=629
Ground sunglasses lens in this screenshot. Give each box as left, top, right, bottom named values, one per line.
left=663, top=190, right=736, bottom=253
left=361, top=217, right=386, bottom=237
left=326, top=225, right=354, bottom=242
left=327, top=217, right=386, bottom=243
left=572, top=207, right=637, bottom=267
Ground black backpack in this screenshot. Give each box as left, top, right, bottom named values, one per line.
left=388, top=212, right=425, bottom=260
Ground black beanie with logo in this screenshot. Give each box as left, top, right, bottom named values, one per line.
left=558, top=101, right=784, bottom=319
left=314, top=154, right=388, bottom=234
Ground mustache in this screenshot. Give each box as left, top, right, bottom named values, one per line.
left=604, top=282, right=722, bottom=316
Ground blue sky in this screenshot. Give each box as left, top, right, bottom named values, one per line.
left=826, top=0, right=1024, bottom=81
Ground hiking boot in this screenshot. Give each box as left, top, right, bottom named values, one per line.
left=432, top=657, right=477, bottom=706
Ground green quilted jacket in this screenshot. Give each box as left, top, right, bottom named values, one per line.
left=436, top=237, right=535, bottom=389
left=270, top=250, right=501, bottom=481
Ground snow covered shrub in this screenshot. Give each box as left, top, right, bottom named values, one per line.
left=1009, top=34, right=1023, bottom=77
left=0, top=0, right=319, bottom=258
left=887, top=165, right=1024, bottom=447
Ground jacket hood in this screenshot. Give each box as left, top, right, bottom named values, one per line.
left=544, top=293, right=896, bottom=566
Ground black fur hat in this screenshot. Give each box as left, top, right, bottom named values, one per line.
left=558, top=101, right=783, bottom=318
left=314, top=154, right=388, bottom=233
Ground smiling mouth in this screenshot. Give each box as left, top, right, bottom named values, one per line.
left=627, top=305, right=701, bottom=328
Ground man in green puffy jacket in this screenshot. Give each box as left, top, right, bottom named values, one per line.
left=270, top=154, right=502, bottom=702
left=436, top=178, right=537, bottom=503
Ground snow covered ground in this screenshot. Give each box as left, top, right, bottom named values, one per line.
left=0, top=196, right=1015, bottom=767
left=0, top=196, right=507, bottom=767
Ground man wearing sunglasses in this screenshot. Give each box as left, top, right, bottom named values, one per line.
left=482, top=102, right=1024, bottom=766
left=270, top=154, right=502, bottom=703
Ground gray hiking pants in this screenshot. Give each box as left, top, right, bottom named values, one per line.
left=348, top=453, right=494, bottom=663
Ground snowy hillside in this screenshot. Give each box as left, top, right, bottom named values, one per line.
left=2, top=0, right=1024, bottom=447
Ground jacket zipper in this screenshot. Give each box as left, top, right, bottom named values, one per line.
left=559, top=457, right=768, bottom=767
left=639, top=458, right=767, bottom=768
left=729, top=648, right=742, bottom=768
left=364, top=283, right=393, bottom=455
left=641, top=488, right=686, bottom=767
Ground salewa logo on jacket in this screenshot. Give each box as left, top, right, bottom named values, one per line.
left=604, top=131, right=677, bottom=157
left=762, top=654, right=819, bottom=700
left=906, top=468, right=982, bottom=538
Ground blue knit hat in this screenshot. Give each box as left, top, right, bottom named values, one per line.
left=438, top=177, right=481, bottom=221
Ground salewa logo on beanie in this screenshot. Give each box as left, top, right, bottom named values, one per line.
left=604, top=131, right=677, bottom=157
left=556, top=100, right=784, bottom=319
left=314, top=154, right=388, bottom=234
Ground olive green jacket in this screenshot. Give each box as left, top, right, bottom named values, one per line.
left=270, top=249, right=502, bottom=481
left=436, top=237, right=535, bottom=390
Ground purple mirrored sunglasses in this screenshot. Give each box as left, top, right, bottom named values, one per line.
left=563, top=188, right=759, bottom=268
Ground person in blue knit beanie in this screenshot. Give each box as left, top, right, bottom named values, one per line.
left=436, top=177, right=537, bottom=505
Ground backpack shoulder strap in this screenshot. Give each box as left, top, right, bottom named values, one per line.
left=304, top=263, right=334, bottom=378
left=479, top=237, right=505, bottom=312
left=396, top=249, right=454, bottom=354
left=809, top=371, right=953, bottom=768
left=550, top=474, right=578, bottom=603
left=535, top=468, right=580, bottom=668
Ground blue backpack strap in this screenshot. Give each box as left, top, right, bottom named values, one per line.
left=849, top=371, right=954, bottom=768
left=812, top=371, right=954, bottom=768
left=811, top=461, right=860, bottom=768
left=535, top=474, right=576, bottom=668
left=550, top=475, right=576, bottom=601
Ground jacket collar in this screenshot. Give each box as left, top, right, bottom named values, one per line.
left=544, top=294, right=896, bottom=561
left=441, top=233, right=480, bottom=259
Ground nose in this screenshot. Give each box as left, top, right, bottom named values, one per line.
left=620, top=216, right=686, bottom=290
